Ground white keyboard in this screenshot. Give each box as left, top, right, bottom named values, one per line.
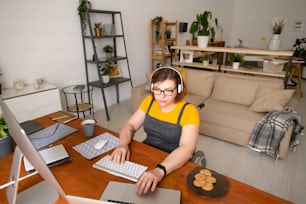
left=93, top=155, right=148, bottom=182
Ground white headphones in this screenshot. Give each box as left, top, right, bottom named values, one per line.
left=150, top=66, right=184, bottom=94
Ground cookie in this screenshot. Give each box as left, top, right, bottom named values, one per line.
left=194, top=173, right=206, bottom=180
left=206, top=176, right=217, bottom=184
left=200, top=169, right=212, bottom=176
left=193, top=179, right=206, bottom=187
left=201, top=182, right=214, bottom=191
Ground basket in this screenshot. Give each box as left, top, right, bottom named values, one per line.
left=263, top=59, right=285, bottom=73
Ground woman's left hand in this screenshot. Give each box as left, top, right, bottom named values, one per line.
left=136, top=168, right=164, bottom=194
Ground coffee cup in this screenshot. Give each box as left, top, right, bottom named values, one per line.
left=81, top=119, right=96, bottom=137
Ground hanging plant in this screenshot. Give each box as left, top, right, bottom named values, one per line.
left=152, top=16, right=163, bottom=40
left=293, top=38, right=306, bottom=59
left=78, top=0, right=91, bottom=33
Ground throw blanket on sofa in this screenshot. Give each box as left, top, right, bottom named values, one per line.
left=248, top=107, right=304, bottom=159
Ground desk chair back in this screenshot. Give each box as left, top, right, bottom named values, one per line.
left=0, top=99, right=110, bottom=204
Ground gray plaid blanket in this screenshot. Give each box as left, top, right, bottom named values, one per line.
left=248, top=107, right=304, bottom=159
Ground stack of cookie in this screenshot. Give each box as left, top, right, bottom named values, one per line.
left=193, top=169, right=217, bottom=191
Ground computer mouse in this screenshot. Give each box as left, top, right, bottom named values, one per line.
left=94, top=139, right=108, bottom=150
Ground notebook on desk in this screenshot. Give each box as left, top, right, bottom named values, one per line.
left=29, top=123, right=78, bottom=149
left=20, top=120, right=44, bottom=135
left=100, top=181, right=181, bottom=204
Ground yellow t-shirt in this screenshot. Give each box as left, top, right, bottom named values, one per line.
left=140, top=95, right=200, bottom=126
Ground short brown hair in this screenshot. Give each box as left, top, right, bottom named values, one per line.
left=150, top=67, right=187, bottom=102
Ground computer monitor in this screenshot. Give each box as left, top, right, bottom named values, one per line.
left=0, top=99, right=110, bottom=204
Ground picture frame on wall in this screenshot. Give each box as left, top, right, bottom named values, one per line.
left=180, top=50, right=193, bottom=63
left=110, top=64, right=121, bottom=78
left=163, top=45, right=169, bottom=54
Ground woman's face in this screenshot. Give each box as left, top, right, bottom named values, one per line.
left=152, top=79, right=177, bottom=109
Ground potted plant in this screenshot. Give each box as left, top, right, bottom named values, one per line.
left=152, top=16, right=163, bottom=40
left=229, top=53, right=244, bottom=69
left=103, top=45, right=113, bottom=59
left=210, top=26, right=216, bottom=42
left=293, top=38, right=306, bottom=59
left=200, top=54, right=213, bottom=66
left=99, top=60, right=113, bottom=83
left=94, top=22, right=102, bottom=37
left=189, top=11, right=218, bottom=48
left=165, top=29, right=172, bottom=39
left=269, top=17, right=286, bottom=50
left=0, top=114, right=14, bottom=157
left=78, top=0, right=91, bottom=33
left=272, top=17, right=286, bottom=35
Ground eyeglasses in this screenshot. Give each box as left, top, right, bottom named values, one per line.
left=152, top=88, right=176, bottom=96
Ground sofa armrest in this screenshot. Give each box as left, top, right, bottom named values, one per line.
left=132, top=83, right=150, bottom=112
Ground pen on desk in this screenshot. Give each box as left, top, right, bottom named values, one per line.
left=107, top=200, right=136, bottom=204
left=62, top=117, right=78, bottom=123
left=52, top=115, right=69, bottom=120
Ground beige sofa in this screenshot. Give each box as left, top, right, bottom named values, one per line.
left=132, top=68, right=295, bottom=158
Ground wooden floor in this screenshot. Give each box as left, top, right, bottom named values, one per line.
left=94, top=80, right=306, bottom=204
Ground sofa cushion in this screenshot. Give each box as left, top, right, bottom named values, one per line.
left=200, top=98, right=264, bottom=133
left=249, top=86, right=295, bottom=112
left=184, top=94, right=207, bottom=108
left=185, top=69, right=215, bottom=98
left=211, top=74, right=283, bottom=106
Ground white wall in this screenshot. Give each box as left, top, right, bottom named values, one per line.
left=229, top=0, right=306, bottom=49
left=0, top=0, right=305, bottom=113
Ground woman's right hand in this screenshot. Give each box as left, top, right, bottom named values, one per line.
left=110, top=144, right=130, bottom=164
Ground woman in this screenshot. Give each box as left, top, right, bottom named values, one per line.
left=111, top=66, right=200, bottom=194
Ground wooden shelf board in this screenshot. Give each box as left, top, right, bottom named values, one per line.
left=172, top=61, right=286, bottom=78
left=89, top=77, right=131, bottom=89
left=171, top=45, right=294, bottom=57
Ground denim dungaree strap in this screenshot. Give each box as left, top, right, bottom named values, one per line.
left=143, top=98, right=189, bottom=153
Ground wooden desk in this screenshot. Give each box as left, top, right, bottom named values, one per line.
left=0, top=112, right=292, bottom=204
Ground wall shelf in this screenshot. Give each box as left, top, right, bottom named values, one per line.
left=80, top=9, right=133, bottom=121
left=171, top=45, right=294, bottom=88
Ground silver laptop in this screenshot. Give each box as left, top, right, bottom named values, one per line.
left=100, top=181, right=181, bottom=204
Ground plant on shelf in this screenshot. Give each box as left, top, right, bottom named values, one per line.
left=189, top=11, right=218, bottom=47
left=78, top=0, right=91, bottom=33
left=165, top=28, right=172, bottom=39
left=229, top=53, right=244, bottom=69
left=271, top=17, right=286, bottom=35
left=99, top=60, right=113, bottom=83
left=200, top=54, right=213, bottom=66
left=229, top=53, right=244, bottom=63
left=210, top=26, right=216, bottom=42
left=293, top=38, right=306, bottom=59
left=152, top=16, right=163, bottom=40
left=103, top=45, right=113, bottom=59
left=94, top=22, right=102, bottom=37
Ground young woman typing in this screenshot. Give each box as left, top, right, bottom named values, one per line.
left=111, top=66, right=200, bottom=194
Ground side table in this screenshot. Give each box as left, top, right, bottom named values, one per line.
left=62, top=85, right=95, bottom=119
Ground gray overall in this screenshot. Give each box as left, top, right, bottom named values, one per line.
left=143, top=99, right=189, bottom=153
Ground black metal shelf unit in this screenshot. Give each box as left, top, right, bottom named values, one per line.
left=80, top=9, right=133, bottom=121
